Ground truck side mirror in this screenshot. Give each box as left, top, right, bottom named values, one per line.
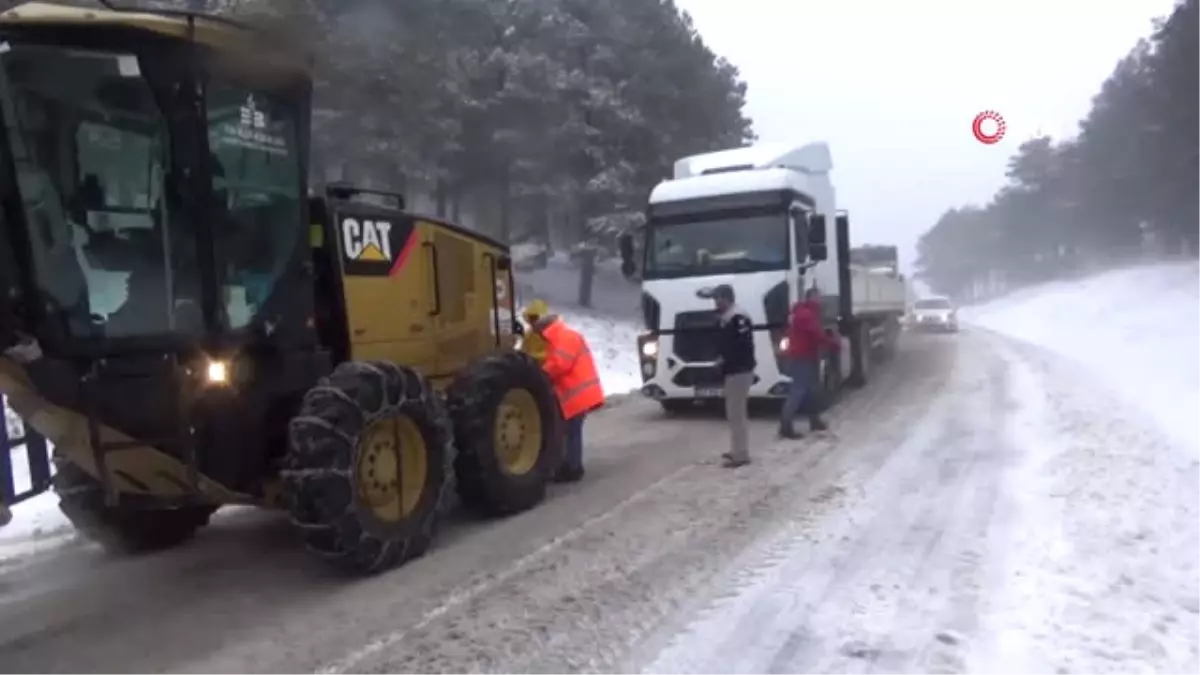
left=808, top=214, right=828, bottom=261
left=618, top=232, right=636, bottom=278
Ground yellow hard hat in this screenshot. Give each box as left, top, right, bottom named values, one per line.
left=522, top=299, right=549, bottom=323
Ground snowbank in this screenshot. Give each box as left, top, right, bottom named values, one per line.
left=964, top=260, right=1199, bottom=453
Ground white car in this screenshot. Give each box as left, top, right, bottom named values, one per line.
left=910, top=296, right=958, bottom=333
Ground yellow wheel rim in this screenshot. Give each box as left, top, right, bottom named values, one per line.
left=493, top=388, right=543, bottom=476
left=356, top=415, right=428, bottom=522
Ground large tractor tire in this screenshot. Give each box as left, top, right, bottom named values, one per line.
left=285, top=361, right=454, bottom=575
left=53, top=462, right=216, bottom=554
left=446, top=351, right=563, bottom=516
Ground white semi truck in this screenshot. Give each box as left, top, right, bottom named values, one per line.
left=617, top=141, right=907, bottom=412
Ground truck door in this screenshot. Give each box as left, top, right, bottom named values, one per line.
left=789, top=206, right=809, bottom=300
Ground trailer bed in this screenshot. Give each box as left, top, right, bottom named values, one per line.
left=850, top=265, right=906, bottom=317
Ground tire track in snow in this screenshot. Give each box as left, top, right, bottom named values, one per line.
left=855, top=343, right=1012, bottom=674
left=766, top=338, right=1003, bottom=674
left=643, top=331, right=1017, bottom=672
left=354, top=337, right=951, bottom=674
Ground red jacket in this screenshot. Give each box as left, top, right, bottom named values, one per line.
left=785, top=300, right=840, bottom=360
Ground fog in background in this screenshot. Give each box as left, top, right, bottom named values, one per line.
left=675, top=0, right=1181, bottom=277
left=0, top=0, right=1189, bottom=314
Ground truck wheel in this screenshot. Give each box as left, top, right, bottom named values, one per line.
left=846, top=321, right=871, bottom=388
left=878, top=318, right=900, bottom=361
left=286, top=361, right=454, bottom=575
left=446, top=351, right=563, bottom=517
left=53, top=462, right=216, bottom=554
left=817, top=353, right=843, bottom=410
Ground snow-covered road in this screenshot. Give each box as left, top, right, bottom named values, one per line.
left=0, top=263, right=1195, bottom=673
left=645, top=330, right=1198, bottom=674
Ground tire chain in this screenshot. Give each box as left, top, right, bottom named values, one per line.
left=285, top=360, right=456, bottom=574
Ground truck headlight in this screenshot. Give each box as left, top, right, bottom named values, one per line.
left=777, top=336, right=789, bottom=352
left=640, top=339, right=659, bottom=358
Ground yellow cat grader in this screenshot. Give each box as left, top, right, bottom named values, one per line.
left=0, top=1, right=563, bottom=574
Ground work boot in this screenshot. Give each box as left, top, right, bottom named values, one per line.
left=778, top=425, right=804, bottom=440
left=721, top=456, right=751, bottom=468
left=809, top=417, right=829, bottom=433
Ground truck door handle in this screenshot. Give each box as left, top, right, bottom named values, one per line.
left=424, top=241, right=441, bottom=316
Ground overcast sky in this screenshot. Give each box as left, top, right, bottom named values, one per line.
left=673, top=0, right=1179, bottom=272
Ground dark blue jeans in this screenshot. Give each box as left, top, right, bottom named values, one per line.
left=780, top=357, right=818, bottom=431
left=564, top=413, right=587, bottom=471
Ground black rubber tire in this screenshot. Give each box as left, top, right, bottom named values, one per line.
left=285, top=361, right=454, bottom=575
left=848, top=322, right=871, bottom=389
left=445, top=351, right=563, bottom=517
left=53, top=462, right=216, bottom=555
left=816, top=352, right=844, bottom=411
left=878, top=318, right=900, bottom=361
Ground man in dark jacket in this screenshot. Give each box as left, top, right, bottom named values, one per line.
left=780, top=287, right=841, bottom=439
left=711, top=284, right=756, bottom=468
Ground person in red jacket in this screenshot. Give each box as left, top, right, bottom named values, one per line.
left=780, top=287, right=841, bottom=439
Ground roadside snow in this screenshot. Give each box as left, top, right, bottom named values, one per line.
left=964, top=260, right=1199, bottom=453
left=1, top=411, right=70, bottom=565
left=968, top=337, right=1200, bottom=674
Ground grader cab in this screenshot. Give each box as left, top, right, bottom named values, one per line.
left=0, top=2, right=563, bottom=574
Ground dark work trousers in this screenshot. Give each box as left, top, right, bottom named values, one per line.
left=563, top=413, right=587, bottom=470
left=780, top=357, right=820, bottom=433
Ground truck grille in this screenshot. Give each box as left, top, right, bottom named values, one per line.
left=672, top=311, right=721, bottom=362
left=672, top=365, right=724, bottom=387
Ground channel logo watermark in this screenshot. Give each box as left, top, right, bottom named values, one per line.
left=972, top=110, right=1007, bottom=145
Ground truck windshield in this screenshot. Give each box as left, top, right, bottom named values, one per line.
left=0, top=43, right=200, bottom=339
left=205, top=80, right=303, bottom=329
left=643, top=212, right=789, bottom=280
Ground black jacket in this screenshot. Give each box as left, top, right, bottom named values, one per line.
left=716, top=307, right=757, bottom=376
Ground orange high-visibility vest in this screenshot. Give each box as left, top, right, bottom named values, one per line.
left=540, top=318, right=605, bottom=420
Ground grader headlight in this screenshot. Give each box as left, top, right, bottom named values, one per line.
left=205, top=359, right=230, bottom=385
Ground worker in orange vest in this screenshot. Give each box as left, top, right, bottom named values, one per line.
left=526, top=302, right=605, bottom=482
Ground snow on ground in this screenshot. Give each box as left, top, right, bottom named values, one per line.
left=646, top=263, right=1199, bottom=674
left=0, top=307, right=641, bottom=564
left=963, top=260, right=1199, bottom=454
left=646, top=332, right=1198, bottom=674
left=0, top=411, right=69, bottom=565
left=967, top=337, right=1199, bottom=674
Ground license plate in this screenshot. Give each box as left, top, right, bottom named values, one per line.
left=694, top=387, right=723, bottom=398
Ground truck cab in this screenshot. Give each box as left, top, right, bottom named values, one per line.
left=618, top=143, right=846, bottom=409
left=619, top=142, right=909, bottom=411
